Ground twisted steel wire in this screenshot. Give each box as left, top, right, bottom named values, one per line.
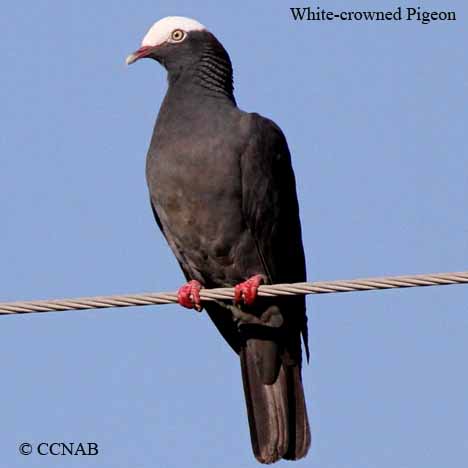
left=0, top=271, right=467, bottom=315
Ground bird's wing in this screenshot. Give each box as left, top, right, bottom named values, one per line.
left=241, top=113, right=306, bottom=285
left=240, top=112, right=308, bottom=357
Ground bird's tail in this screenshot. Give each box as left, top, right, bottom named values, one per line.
left=240, top=344, right=311, bottom=464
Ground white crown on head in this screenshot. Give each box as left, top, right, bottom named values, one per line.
left=141, top=16, right=206, bottom=47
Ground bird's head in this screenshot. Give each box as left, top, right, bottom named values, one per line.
left=127, top=16, right=234, bottom=100
left=126, top=16, right=209, bottom=70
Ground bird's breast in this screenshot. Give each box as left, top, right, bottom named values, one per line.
left=146, top=136, right=258, bottom=284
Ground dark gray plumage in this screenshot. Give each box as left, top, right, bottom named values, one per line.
left=127, top=16, right=310, bottom=464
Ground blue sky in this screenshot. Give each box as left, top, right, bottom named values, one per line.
left=1, top=1, right=467, bottom=467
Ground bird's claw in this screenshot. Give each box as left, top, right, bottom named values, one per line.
left=177, top=280, right=202, bottom=311
left=234, top=275, right=263, bottom=305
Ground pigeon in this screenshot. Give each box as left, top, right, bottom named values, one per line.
left=127, top=16, right=310, bottom=463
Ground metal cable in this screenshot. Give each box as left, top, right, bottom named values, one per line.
left=0, top=271, right=466, bottom=315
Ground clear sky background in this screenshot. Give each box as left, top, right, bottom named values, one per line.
left=1, top=1, right=467, bottom=467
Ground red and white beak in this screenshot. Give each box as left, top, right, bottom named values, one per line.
left=125, top=46, right=154, bottom=65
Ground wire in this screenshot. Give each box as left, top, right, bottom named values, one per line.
left=0, top=271, right=466, bottom=315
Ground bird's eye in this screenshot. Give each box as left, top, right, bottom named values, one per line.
left=171, top=29, right=186, bottom=42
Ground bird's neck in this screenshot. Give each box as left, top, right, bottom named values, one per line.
left=166, top=40, right=236, bottom=104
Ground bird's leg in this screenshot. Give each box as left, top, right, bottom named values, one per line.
left=234, top=274, right=264, bottom=305
left=177, top=280, right=202, bottom=312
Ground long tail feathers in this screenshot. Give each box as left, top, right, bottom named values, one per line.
left=240, top=347, right=311, bottom=464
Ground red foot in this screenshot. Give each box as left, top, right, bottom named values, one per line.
left=177, top=280, right=202, bottom=311
left=234, top=275, right=263, bottom=305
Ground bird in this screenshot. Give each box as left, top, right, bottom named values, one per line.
left=126, top=16, right=310, bottom=464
